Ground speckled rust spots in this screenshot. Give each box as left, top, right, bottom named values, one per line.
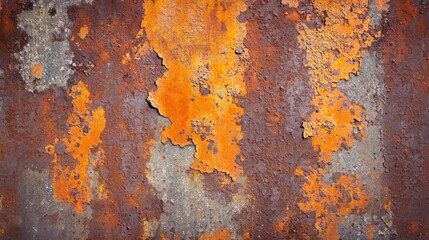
left=198, top=227, right=232, bottom=240
left=296, top=167, right=369, bottom=239
left=31, top=63, right=44, bottom=79
left=46, top=81, right=106, bottom=213
left=142, top=0, right=247, bottom=180
left=293, top=0, right=389, bottom=238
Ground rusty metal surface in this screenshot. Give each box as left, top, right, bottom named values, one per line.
left=0, top=0, right=428, bottom=239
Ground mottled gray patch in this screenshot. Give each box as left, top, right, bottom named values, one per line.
left=326, top=53, right=395, bottom=238
left=18, top=169, right=88, bottom=240
left=147, top=117, right=246, bottom=239
left=339, top=53, right=386, bottom=122
left=88, top=148, right=105, bottom=203
left=368, top=0, right=384, bottom=27
left=17, top=0, right=92, bottom=92
left=339, top=213, right=393, bottom=240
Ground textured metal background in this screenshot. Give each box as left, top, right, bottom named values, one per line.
left=0, top=0, right=428, bottom=239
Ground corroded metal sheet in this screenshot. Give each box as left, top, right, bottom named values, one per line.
left=0, top=0, right=428, bottom=239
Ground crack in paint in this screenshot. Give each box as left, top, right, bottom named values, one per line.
left=141, top=0, right=247, bottom=181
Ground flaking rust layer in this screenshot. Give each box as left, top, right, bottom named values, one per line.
left=142, top=0, right=248, bottom=181
left=287, top=0, right=391, bottom=238
left=0, top=0, right=428, bottom=239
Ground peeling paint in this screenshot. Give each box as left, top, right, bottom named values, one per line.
left=306, top=88, right=366, bottom=163
left=142, top=0, right=248, bottom=180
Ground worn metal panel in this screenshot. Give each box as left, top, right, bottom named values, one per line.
left=0, top=0, right=428, bottom=239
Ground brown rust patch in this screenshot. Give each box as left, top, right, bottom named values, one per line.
left=381, top=0, right=429, bottom=238
left=306, top=88, right=366, bottom=163
left=142, top=0, right=247, bottom=180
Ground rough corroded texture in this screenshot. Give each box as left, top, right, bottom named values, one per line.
left=0, top=0, right=428, bottom=239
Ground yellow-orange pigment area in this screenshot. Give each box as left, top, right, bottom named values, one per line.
left=142, top=0, right=247, bottom=180
left=46, top=81, right=106, bottom=213
left=198, top=227, right=232, bottom=240
left=292, top=0, right=390, bottom=238
left=295, top=167, right=369, bottom=239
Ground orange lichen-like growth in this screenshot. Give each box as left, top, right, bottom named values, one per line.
left=198, top=227, right=232, bottom=240
left=142, top=0, right=247, bottom=180
left=296, top=167, right=370, bottom=239
left=46, top=81, right=106, bottom=213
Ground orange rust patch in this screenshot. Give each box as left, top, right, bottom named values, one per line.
left=142, top=0, right=247, bottom=180
left=296, top=167, right=370, bottom=239
left=46, top=81, right=106, bottom=213
left=31, top=63, right=44, bottom=79
left=393, top=1, right=418, bottom=63
left=297, top=0, right=387, bottom=87
left=305, top=88, right=366, bottom=163
left=78, top=25, right=89, bottom=40
left=294, top=1, right=389, bottom=237
left=198, top=227, right=232, bottom=240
